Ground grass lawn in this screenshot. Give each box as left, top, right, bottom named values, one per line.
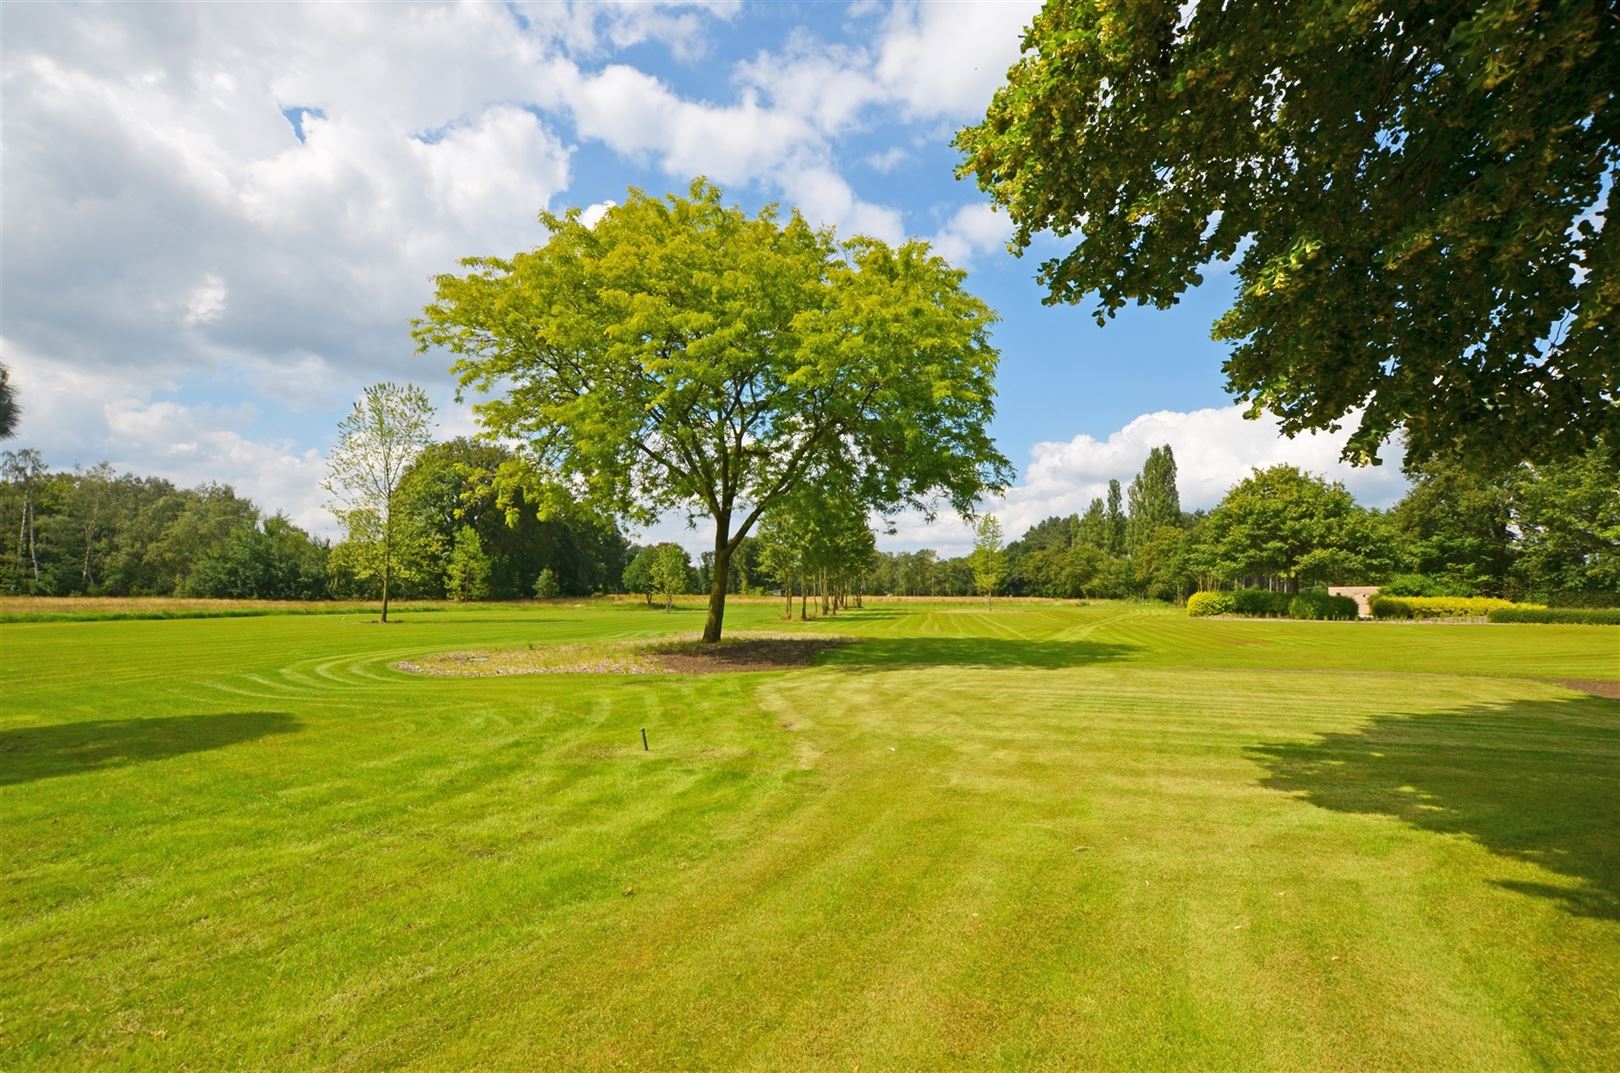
left=2, top=599, right=1617, bottom=1071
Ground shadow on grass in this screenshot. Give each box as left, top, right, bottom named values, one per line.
left=0, top=712, right=300, bottom=786
left=821, top=636, right=1138, bottom=670
left=1250, top=697, right=1620, bottom=920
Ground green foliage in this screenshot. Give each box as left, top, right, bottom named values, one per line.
left=1126, top=445, right=1180, bottom=551
left=969, top=514, right=1005, bottom=605
left=322, top=383, right=437, bottom=620
left=446, top=527, right=492, bottom=602
left=622, top=547, right=657, bottom=605
left=958, top=0, right=1620, bottom=467
left=1288, top=592, right=1359, bottom=621
left=1104, top=480, right=1126, bottom=556
left=1508, top=443, right=1620, bottom=599
left=1229, top=589, right=1292, bottom=618
left=1196, top=465, right=1394, bottom=590
left=1379, top=574, right=1475, bottom=598
left=533, top=567, right=560, bottom=600
left=415, top=179, right=1010, bottom=641
left=1186, top=591, right=1234, bottom=617
left=1370, top=595, right=1534, bottom=621
left=650, top=543, right=691, bottom=610
left=1392, top=457, right=1514, bottom=596
left=1488, top=607, right=1620, bottom=626
left=1132, top=524, right=1194, bottom=602
left=0, top=362, right=16, bottom=440
left=1547, top=591, right=1620, bottom=610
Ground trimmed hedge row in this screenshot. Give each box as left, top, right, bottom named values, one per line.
left=1369, top=595, right=1534, bottom=620
left=1548, top=591, right=1620, bottom=609
left=1289, top=592, right=1360, bottom=620
left=1187, top=590, right=1357, bottom=620
left=1488, top=607, right=1620, bottom=625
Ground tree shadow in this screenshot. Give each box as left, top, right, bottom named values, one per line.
left=0, top=712, right=300, bottom=786
left=1249, top=697, right=1620, bottom=920
left=821, top=636, right=1138, bottom=670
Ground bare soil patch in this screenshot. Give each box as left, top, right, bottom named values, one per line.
left=1558, top=679, right=1620, bottom=700
left=396, top=632, right=854, bottom=678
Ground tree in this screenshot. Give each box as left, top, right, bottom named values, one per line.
left=1198, top=465, right=1394, bottom=591
left=970, top=514, right=1006, bottom=608
left=415, top=180, right=1010, bottom=643
left=1509, top=443, right=1620, bottom=598
left=1104, top=479, right=1126, bottom=556
left=0, top=363, right=17, bottom=440
left=2, top=449, right=45, bottom=592
left=1074, top=498, right=1107, bottom=550
left=622, top=546, right=657, bottom=605
left=1392, top=456, right=1515, bottom=595
left=958, top=0, right=1620, bottom=467
left=1127, top=446, right=1181, bottom=551
left=533, top=567, right=561, bottom=599
left=322, top=383, right=436, bottom=622
left=445, top=526, right=492, bottom=601
left=650, top=543, right=690, bottom=610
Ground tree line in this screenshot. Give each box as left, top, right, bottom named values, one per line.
left=613, top=442, right=1618, bottom=609
left=0, top=439, right=629, bottom=600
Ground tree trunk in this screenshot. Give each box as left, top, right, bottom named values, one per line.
left=701, top=517, right=731, bottom=644
left=380, top=537, right=392, bottom=623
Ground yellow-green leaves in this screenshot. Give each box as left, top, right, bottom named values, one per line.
left=413, top=181, right=1011, bottom=640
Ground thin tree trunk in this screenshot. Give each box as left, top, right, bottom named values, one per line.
left=702, top=513, right=731, bottom=644
left=380, top=514, right=392, bottom=623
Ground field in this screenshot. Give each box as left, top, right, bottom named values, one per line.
left=3, top=599, right=1617, bottom=1071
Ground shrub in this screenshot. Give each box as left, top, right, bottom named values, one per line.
left=1289, top=591, right=1359, bottom=620
left=1488, top=607, right=1620, bottom=625
left=533, top=568, right=561, bottom=599
left=1230, top=589, right=1292, bottom=617
left=1370, top=595, right=1535, bottom=620
left=1547, top=591, right=1620, bottom=609
left=1379, top=573, right=1474, bottom=597
left=1186, top=591, right=1235, bottom=616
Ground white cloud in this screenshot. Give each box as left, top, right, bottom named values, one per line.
left=929, top=202, right=1013, bottom=266
left=864, top=147, right=909, bottom=173
left=183, top=274, right=229, bottom=326
left=873, top=1, right=1041, bottom=120
left=883, top=405, right=1410, bottom=556
left=579, top=200, right=618, bottom=228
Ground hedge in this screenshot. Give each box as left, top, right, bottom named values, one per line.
left=1547, top=591, right=1620, bottom=609
left=1230, top=589, right=1292, bottom=617
left=1186, top=591, right=1235, bottom=616
left=1370, top=595, right=1534, bottom=620
left=1188, top=589, right=1354, bottom=620
left=1488, top=607, right=1620, bottom=625
left=1289, top=592, right=1360, bottom=620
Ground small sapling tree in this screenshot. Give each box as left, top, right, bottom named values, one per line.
left=970, top=514, right=1006, bottom=608
left=323, top=382, right=436, bottom=622
left=651, top=543, right=690, bottom=610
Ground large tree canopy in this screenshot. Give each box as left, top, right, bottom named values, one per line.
left=958, top=0, right=1619, bottom=467
left=415, top=180, right=1010, bottom=641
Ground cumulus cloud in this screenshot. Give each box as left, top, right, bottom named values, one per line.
left=873, top=1, right=1042, bottom=120
left=884, top=405, right=1410, bottom=557
left=929, top=202, right=1014, bottom=266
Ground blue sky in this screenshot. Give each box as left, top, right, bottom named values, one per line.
left=0, top=1, right=1405, bottom=553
